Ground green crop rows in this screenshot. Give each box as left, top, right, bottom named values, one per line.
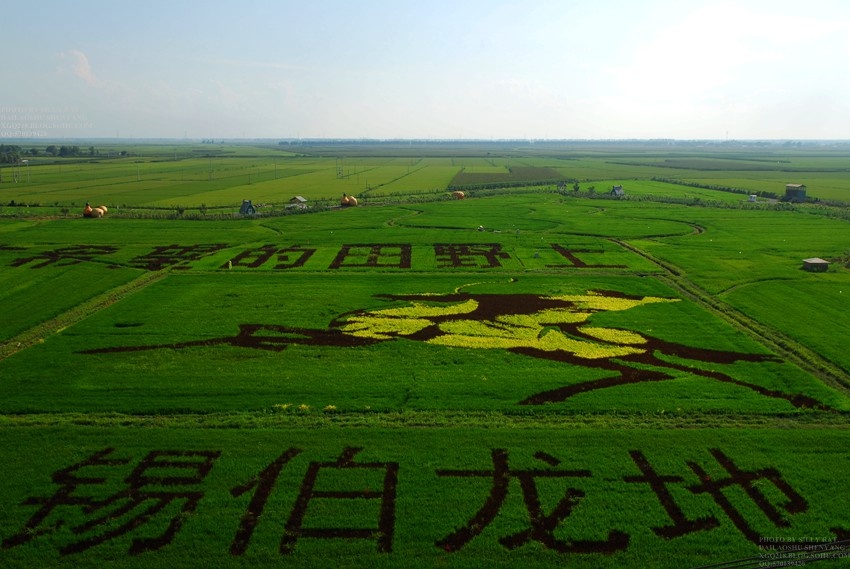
left=1, top=141, right=850, bottom=568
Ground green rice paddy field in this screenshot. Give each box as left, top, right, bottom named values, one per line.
left=1, top=141, right=850, bottom=568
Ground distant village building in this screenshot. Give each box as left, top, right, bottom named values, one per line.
left=611, top=185, right=625, bottom=197
left=239, top=200, right=256, bottom=215
left=802, top=258, right=830, bottom=272
left=785, top=184, right=807, bottom=203
left=287, top=196, right=308, bottom=210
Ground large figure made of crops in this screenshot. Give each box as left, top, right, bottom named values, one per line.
left=81, top=289, right=827, bottom=410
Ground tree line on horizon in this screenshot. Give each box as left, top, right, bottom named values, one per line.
left=0, top=144, right=104, bottom=163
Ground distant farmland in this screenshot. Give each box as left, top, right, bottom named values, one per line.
left=5, top=140, right=850, bottom=212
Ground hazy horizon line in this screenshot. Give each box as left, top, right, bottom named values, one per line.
left=3, top=137, right=850, bottom=144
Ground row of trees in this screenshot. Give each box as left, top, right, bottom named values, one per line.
left=650, top=177, right=780, bottom=200
left=0, top=145, right=103, bottom=163
left=44, top=145, right=93, bottom=157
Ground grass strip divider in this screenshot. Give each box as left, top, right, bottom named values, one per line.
left=2, top=409, right=849, bottom=431
left=0, top=270, right=167, bottom=362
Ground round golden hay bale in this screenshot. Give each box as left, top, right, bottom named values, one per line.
left=91, top=207, right=104, bottom=218
left=452, top=191, right=465, bottom=199
left=347, top=196, right=358, bottom=206
left=99, top=205, right=108, bottom=214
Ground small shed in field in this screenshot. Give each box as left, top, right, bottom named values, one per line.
left=785, top=184, right=807, bottom=202
left=802, top=258, right=830, bottom=272
left=239, top=200, right=257, bottom=215
left=611, top=185, right=625, bottom=197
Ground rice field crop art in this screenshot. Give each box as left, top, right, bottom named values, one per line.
left=6, top=143, right=850, bottom=568
left=75, top=278, right=842, bottom=413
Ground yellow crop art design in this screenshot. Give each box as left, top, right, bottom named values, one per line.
left=338, top=292, right=671, bottom=360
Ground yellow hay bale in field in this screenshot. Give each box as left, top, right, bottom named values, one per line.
left=347, top=196, right=358, bottom=206
left=91, top=207, right=104, bottom=218
left=99, top=205, right=108, bottom=214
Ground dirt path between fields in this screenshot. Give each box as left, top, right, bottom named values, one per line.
left=613, top=238, right=850, bottom=394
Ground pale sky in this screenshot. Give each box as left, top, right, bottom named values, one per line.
left=2, top=0, right=850, bottom=140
